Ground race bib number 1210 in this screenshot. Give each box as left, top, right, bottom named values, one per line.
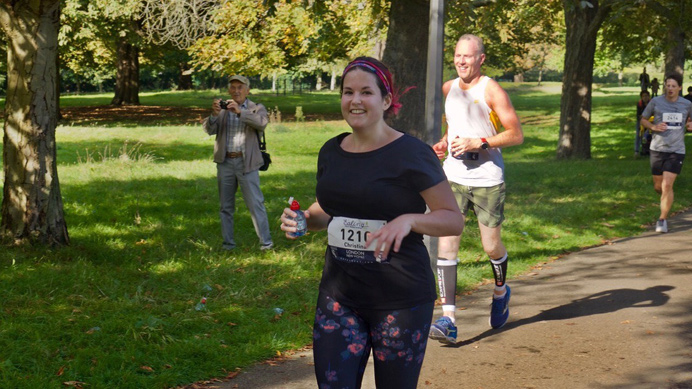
left=327, top=216, right=387, bottom=263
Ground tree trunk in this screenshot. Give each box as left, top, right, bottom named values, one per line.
left=111, top=38, right=140, bottom=105
left=557, top=0, right=612, bottom=159
left=663, top=25, right=685, bottom=79
left=330, top=68, right=337, bottom=91
left=0, top=0, right=69, bottom=246
left=178, top=62, right=193, bottom=90
left=382, top=0, right=429, bottom=139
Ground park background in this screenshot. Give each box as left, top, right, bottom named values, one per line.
left=1, top=1, right=692, bottom=388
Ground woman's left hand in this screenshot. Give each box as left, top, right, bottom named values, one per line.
left=365, top=215, right=413, bottom=261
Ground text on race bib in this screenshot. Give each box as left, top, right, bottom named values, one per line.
left=327, top=217, right=388, bottom=263
left=662, top=112, right=683, bottom=130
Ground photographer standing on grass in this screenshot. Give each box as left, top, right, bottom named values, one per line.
left=203, top=75, right=273, bottom=251
left=639, top=73, right=692, bottom=233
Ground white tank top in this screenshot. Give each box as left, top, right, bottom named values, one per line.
left=443, top=76, right=504, bottom=187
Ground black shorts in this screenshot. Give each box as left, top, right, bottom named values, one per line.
left=650, top=150, right=685, bottom=175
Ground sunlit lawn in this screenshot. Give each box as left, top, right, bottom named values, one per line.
left=0, top=84, right=690, bottom=387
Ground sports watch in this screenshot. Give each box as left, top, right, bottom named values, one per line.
left=480, top=138, right=490, bottom=150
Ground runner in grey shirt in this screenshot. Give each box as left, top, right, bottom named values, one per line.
left=640, top=73, right=692, bottom=233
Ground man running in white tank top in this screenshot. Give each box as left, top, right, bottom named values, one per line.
left=429, top=34, right=524, bottom=344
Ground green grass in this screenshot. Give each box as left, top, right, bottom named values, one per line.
left=1, top=85, right=691, bottom=388
left=52, top=89, right=343, bottom=117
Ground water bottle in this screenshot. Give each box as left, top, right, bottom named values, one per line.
left=453, top=151, right=479, bottom=160
left=195, top=297, right=207, bottom=311
left=450, top=136, right=479, bottom=160
left=288, top=197, right=307, bottom=237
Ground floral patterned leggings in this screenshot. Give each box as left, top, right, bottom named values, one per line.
left=312, top=293, right=434, bottom=389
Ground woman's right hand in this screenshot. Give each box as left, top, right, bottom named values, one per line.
left=280, top=208, right=310, bottom=239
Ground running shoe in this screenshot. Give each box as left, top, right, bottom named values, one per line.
left=429, top=316, right=457, bottom=344
left=655, top=219, right=668, bottom=233
left=490, top=285, right=511, bottom=329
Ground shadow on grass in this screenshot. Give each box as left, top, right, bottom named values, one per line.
left=0, top=172, right=325, bottom=386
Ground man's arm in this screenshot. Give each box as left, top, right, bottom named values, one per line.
left=240, top=102, right=269, bottom=132
left=202, top=99, right=223, bottom=135
left=481, top=79, right=524, bottom=149
left=640, top=101, right=666, bottom=132
left=431, top=80, right=454, bottom=159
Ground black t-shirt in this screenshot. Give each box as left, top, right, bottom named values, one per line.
left=315, top=132, right=447, bottom=310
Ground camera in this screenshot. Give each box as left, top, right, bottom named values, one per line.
left=219, top=100, right=230, bottom=110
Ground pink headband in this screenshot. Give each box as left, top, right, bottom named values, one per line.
left=342, top=60, right=393, bottom=95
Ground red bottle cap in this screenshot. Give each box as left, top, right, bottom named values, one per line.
left=290, top=200, right=300, bottom=211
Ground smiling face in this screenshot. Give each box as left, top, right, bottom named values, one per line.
left=454, top=38, right=485, bottom=83
left=228, top=81, right=249, bottom=104
left=340, top=68, right=392, bottom=131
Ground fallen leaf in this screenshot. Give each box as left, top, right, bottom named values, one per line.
left=57, top=365, right=66, bottom=376
left=62, top=381, right=86, bottom=388
left=226, top=371, right=239, bottom=379
left=140, top=365, right=154, bottom=373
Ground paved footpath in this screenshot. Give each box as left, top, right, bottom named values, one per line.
left=202, top=211, right=692, bottom=389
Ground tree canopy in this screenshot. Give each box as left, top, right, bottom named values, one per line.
left=189, top=0, right=388, bottom=80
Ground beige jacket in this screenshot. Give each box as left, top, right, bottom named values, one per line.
left=202, top=98, right=269, bottom=173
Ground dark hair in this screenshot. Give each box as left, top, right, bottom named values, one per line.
left=640, top=90, right=650, bottom=98
left=340, top=56, right=404, bottom=117
left=664, top=73, right=683, bottom=87
left=688, top=86, right=692, bottom=93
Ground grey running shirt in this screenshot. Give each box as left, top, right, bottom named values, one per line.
left=641, top=95, right=692, bottom=154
